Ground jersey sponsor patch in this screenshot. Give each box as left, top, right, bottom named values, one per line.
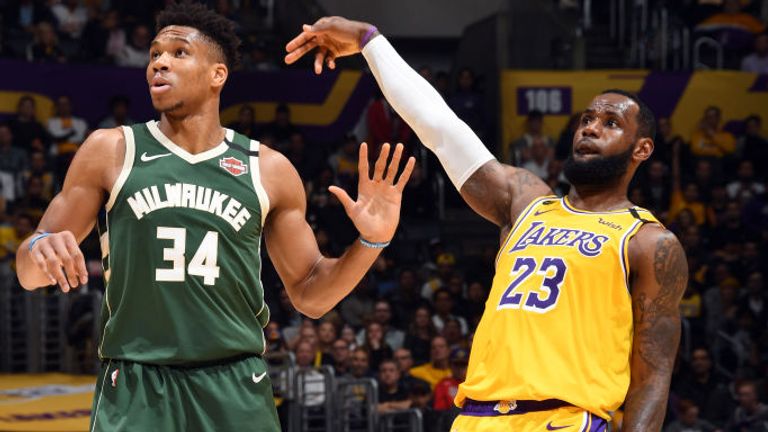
left=219, top=157, right=248, bottom=176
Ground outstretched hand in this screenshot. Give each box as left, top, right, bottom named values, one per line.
left=285, top=16, right=376, bottom=74
left=329, top=143, right=416, bottom=244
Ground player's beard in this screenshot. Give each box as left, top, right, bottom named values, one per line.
left=156, top=100, right=184, bottom=114
left=563, top=145, right=634, bottom=187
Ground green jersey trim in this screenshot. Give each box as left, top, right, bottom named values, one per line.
left=248, top=139, right=270, bottom=227
left=105, top=126, right=136, bottom=211
left=146, top=120, right=233, bottom=165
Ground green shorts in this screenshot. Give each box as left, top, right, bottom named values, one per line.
left=89, top=355, right=280, bottom=432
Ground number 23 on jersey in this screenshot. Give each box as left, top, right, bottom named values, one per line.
left=497, top=256, right=567, bottom=313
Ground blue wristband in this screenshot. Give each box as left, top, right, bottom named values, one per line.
left=28, top=232, right=51, bottom=252
left=359, top=236, right=390, bottom=249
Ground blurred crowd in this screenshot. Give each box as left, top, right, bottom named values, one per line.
left=0, top=1, right=767, bottom=432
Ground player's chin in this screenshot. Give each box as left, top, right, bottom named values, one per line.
left=153, top=100, right=184, bottom=113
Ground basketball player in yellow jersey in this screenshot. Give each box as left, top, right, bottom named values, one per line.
left=286, top=17, right=688, bottom=432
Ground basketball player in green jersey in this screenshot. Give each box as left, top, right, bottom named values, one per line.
left=14, top=2, right=415, bottom=431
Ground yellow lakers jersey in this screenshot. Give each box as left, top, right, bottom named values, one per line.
left=456, top=195, right=661, bottom=419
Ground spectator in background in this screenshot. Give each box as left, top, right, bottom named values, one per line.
left=264, top=321, right=287, bottom=354
left=80, top=9, right=127, bottom=64
left=376, top=359, right=411, bottom=413
left=350, top=347, right=372, bottom=379
left=404, top=306, right=438, bottom=366
left=421, top=253, right=457, bottom=301
left=387, top=268, right=425, bottom=328
left=641, top=160, right=672, bottom=218
left=366, top=92, right=412, bottom=156
left=317, top=321, right=337, bottom=361
left=0, top=123, right=28, bottom=194
left=401, top=164, right=436, bottom=220
left=261, top=104, right=299, bottom=151
left=227, top=104, right=258, bottom=138
left=434, top=71, right=450, bottom=100
left=20, top=151, right=54, bottom=202
left=242, top=40, right=279, bottom=72
left=393, top=348, right=430, bottom=393
left=47, top=95, right=88, bottom=183
left=671, top=141, right=707, bottom=225
left=693, top=159, right=720, bottom=203
left=13, top=175, right=49, bottom=221
left=331, top=338, right=352, bottom=376
left=98, top=95, right=133, bottom=129
left=361, top=321, right=393, bottom=372
left=508, top=110, right=554, bottom=165
left=690, top=106, right=736, bottom=159
left=6, top=0, right=55, bottom=34
left=8, top=95, right=49, bottom=152
left=739, top=115, right=768, bottom=174
left=357, top=300, right=405, bottom=351
left=409, top=335, right=451, bottom=390
left=27, top=21, right=66, bottom=63
left=555, top=112, right=581, bottom=161
left=727, top=381, right=768, bottom=431
left=653, top=116, right=683, bottom=165
left=433, top=348, right=468, bottom=411
left=294, top=340, right=326, bottom=407
left=51, top=0, right=88, bottom=40
left=521, top=136, right=553, bottom=180
left=115, top=24, right=151, bottom=67
left=664, top=399, right=719, bottom=432
left=432, top=289, right=469, bottom=336
left=696, top=0, right=766, bottom=52
left=741, top=272, right=766, bottom=330
left=727, top=160, right=765, bottom=201
left=448, top=68, right=485, bottom=139
left=673, top=347, right=734, bottom=427
left=339, top=275, right=376, bottom=329
left=741, top=33, right=768, bottom=73
left=328, top=133, right=359, bottom=192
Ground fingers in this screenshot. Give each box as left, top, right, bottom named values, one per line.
left=314, top=47, right=328, bottom=75
left=358, top=142, right=370, bottom=179
left=284, top=37, right=318, bottom=65
left=285, top=31, right=314, bottom=55
left=395, top=157, right=417, bottom=192
left=373, top=143, right=391, bottom=182
left=30, top=247, right=56, bottom=286
left=384, top=143, right=404, bottom=183
left=328, top=185, right=354, bottom=214
left=37, top=241, right=71, bottom=292
left=31, top=232, right=87, bottom=292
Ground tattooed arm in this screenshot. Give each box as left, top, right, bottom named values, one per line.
left=624, top=225, right=688, bottom=432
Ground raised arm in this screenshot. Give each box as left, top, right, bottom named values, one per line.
left=261, top=142, right=414, bottom=319
left=16, top=128, right=122, bottom=291
left=285, top=17, right=551, bottom=228
left=623, top=225, right=688, bottom=432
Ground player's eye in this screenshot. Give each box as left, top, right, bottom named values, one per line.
left=606, top=119, right=618, bottom=127
left=175, top=49, right=187, bottom=57
left=581, top=116, right=592, bottom=125
left=150, top=51, right=160, bottom=60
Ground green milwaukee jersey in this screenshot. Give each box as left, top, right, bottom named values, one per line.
left=97, top=121, right=271, bottom=365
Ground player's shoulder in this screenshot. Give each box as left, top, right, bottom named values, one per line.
left=627, top=222, right=685, bottom=271
left=257, top=144, right=305, bottom=211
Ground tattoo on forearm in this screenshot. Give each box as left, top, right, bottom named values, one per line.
left=632, top=232, right=687, bottom=372
left=624, top=232, right=688, bottom=432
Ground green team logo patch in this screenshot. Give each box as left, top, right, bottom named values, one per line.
left=219, top=157, right=248, bottom=177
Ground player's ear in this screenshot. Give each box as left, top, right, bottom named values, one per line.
left=634, top=138, right=654, bottom=161
left=211, top=63, right=228, bottom=89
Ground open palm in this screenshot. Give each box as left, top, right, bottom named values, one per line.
left=329, top=143, right=416, bottom=244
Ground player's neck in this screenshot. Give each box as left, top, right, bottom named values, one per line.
left=567, top=185, right=631, bottom=212
left=158, top=105, right=225, bottom=155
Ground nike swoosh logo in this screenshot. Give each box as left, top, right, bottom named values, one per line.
left=534, top=209, right=556, bottom=216
left=252, top=372, right=267, bottom=384
left=546, top=422, right=572, bottom=431
left=140, top=152, right=172, bottom=162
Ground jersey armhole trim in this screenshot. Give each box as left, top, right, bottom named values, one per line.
left=249, top=140, right=270, bottom=227
left=621, top=219, right=647, bottom=295
left=494, top=195, right=555, bottom=267
left=105, top=126, right=135, bottom=212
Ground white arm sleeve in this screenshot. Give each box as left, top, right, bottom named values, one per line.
left=361, top=35, right=495, bottom=190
